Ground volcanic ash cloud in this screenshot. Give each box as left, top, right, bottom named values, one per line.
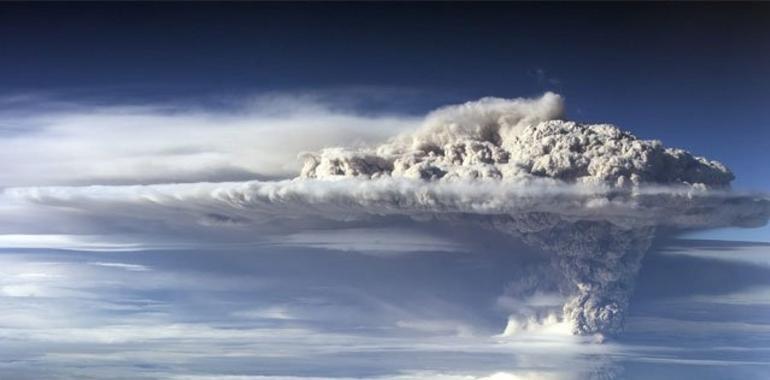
left=299, top=92, right=762, bottom=335
left=8, top=92, right=769, bottom=336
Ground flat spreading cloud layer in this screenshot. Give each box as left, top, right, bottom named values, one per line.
left=0, top=92, right=420, bottom=186
left=3, top=92, right=768, bottom=337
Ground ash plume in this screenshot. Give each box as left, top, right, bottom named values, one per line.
left=301, top=92, right=732, bottom=188
left=6, top=93, right=768, bottom=337
left=298, top=92, right=754, bottom=335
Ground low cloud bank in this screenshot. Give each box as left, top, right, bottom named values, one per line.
left=5, top=93, right=768, bottom=337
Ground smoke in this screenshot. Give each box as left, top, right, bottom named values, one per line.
left=296, top=91, right=761, bottom=335
left=301, top=92, right=732, bottom=187
left=5, top=93, right=768, bottom=337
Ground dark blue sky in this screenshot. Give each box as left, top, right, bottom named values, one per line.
left=1, top=2, right=769, bottom=189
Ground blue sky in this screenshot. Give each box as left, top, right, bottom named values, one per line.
left=0, top=3, right=769, bottom=380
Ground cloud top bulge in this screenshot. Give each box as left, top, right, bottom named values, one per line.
left=6, top=92, right=769, bottom=336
